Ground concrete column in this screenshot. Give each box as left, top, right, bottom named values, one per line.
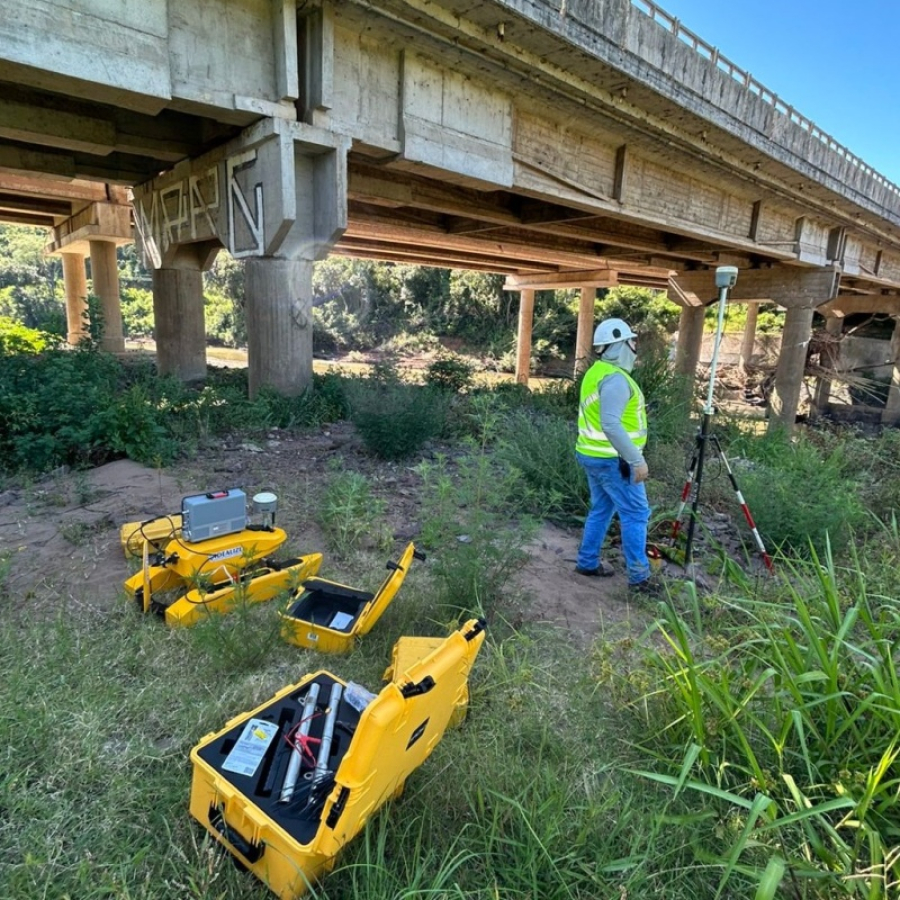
left=61, top=252, right=89, bottom=346
left=739, top=302, right=759, bottom=372
left=152, top=268, right=207, bottom=382
left=88, top=239, right=125, bottom=352
left=768, top=305, right=815, bottom=433
left=515, top=288, right=535, bottom=385
left=575, top=285, right=597, bottom=378
left=673, top=305, right=705, bottom=378
left=245, top=257, right=313, bottom=398
left=882, top=317, right=900, bottom=427
left=812, top=316, right=843, bottom=416
left=574, top=285, right=595, bottom=378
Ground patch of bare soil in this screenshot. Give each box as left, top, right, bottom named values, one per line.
left=0, top=425, right=673, bottom=645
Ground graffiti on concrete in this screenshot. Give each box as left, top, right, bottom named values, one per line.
left=134, top=149, right=265, bottom=267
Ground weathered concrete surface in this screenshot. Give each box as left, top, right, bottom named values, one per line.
left=88, top=239, right=125, bottom=353
left=244, top=257, right=314, bottom=397
left=674, top=305, right=705, bottom=379
left=769, top=305, right=816, bottom=432
left=152, top=267, right=207, bottom=382
left=61, top=252, right=88, bottom=345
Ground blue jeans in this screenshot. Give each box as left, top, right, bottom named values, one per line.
left=576, top=453, right=651, bottom=585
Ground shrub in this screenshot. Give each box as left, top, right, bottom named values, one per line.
left=416, top=398, right=536, bottom=615
left=424, top=352, right=476, bottom=394
left=495, top=410, right=587, bottom=523
left=0, top=347, right=121, bottom=471
left=94, top=383, right=179, bottom=466
left=0, top=317, right=60, bottom=354
left=347, top=374, right=448, bottom=460
left=725, top=429, right=865, bottom=555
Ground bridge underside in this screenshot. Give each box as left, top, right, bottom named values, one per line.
left=1, top=0, right=899, bottom=427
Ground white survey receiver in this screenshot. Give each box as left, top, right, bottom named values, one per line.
left=181, top=489, right=247, bottom=543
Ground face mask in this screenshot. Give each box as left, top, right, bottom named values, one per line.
left=616, top=342, right=637, bottom=372
left=600, top=340, right=637, bottom=373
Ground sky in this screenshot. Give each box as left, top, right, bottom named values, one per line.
left=644, top=0, right=900, bottom=184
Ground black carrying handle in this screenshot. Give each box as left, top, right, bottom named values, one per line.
left=208, top=803, right=265, bottom=863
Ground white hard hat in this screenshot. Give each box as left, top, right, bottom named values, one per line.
left=593, top=317, right=637, bottom=347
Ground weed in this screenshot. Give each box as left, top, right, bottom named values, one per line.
left=59, top=520, right=97, bottom=545
left=726, top=428, right=865, bottom=555
left=0, top=549, right=12, bottom=600
left=186, top=589, right=287, bottom=675
left=417, top=396, right=537, bottom=616
left=316, top=462, right=391, bottom=557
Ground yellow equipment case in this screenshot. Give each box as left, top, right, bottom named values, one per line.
left=189, top=618, right=486, bottom=899
left=279, top=542, right=424, bottom=653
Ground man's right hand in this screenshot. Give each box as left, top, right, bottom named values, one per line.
left=632, top=462, right=649, bottom=483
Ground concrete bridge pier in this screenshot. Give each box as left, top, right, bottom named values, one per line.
left=48, top=200, right=132, bottom=352
left=739, top=303, right=761, bottom=372
left=514, top=289, right=536, bottom=385
left=574, top=285, right=596, bottom=378
left=883, top=318, right=900, bottom=427
left=811, top=316, right=844, bottom=417
left=673, top=305, right=705, bottom=379
left=768, top=305, right=816, bottom=432
left=245, top=258, right=314, bottom=397
left=152, top=266, right=208, bottom=382
left=61, top=252, right=89, bottom=346
left=132, top=120, right=349, bottom=397
left=89, top=239, right=125, bottom=353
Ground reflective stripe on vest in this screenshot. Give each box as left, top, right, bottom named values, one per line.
left=576, top=361, right=647, bottom=458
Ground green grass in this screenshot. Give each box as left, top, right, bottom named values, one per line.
left=2, top=352, right=899, bottom=899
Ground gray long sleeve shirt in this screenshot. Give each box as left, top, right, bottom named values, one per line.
left=599, top=372, right=646, bottom=467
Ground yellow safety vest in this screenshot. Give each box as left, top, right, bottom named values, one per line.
left=576, top=361, right=647, bottom=458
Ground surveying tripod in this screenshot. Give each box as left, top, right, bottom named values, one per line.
left=669, top=267, right=773, bottom=574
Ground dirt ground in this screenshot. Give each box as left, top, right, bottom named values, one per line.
left=0, top=422, right=687, bottom=645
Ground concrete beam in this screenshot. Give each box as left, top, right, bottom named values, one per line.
left=0, top=173, right=113, bottom=203
left=0, top=192, right=73, bottom=218
left=504, top=266, right=672, bottom=291
left=673, top=267, right=839, bottom=307
left=818, top=295, right=900, bottom=317
left=0, top=0, right=171, bottom=115
left=273, top=0, right=300, bottom=102
left=0, top=97, right=115, bottom=155
left=48, top=202, right=133, bottom=255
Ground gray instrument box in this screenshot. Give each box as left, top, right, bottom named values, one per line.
left=181, top=489, right=247, bottom=543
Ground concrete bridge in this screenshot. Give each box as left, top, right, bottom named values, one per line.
left=2, top=0, right=899, bottom=427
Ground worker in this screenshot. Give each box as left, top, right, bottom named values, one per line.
left=574, top=317, right=660, bottom=596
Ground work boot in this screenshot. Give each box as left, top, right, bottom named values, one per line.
left=629, top=577, right=664, bottom=598
left=575, top=561, right=614, bottom=578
